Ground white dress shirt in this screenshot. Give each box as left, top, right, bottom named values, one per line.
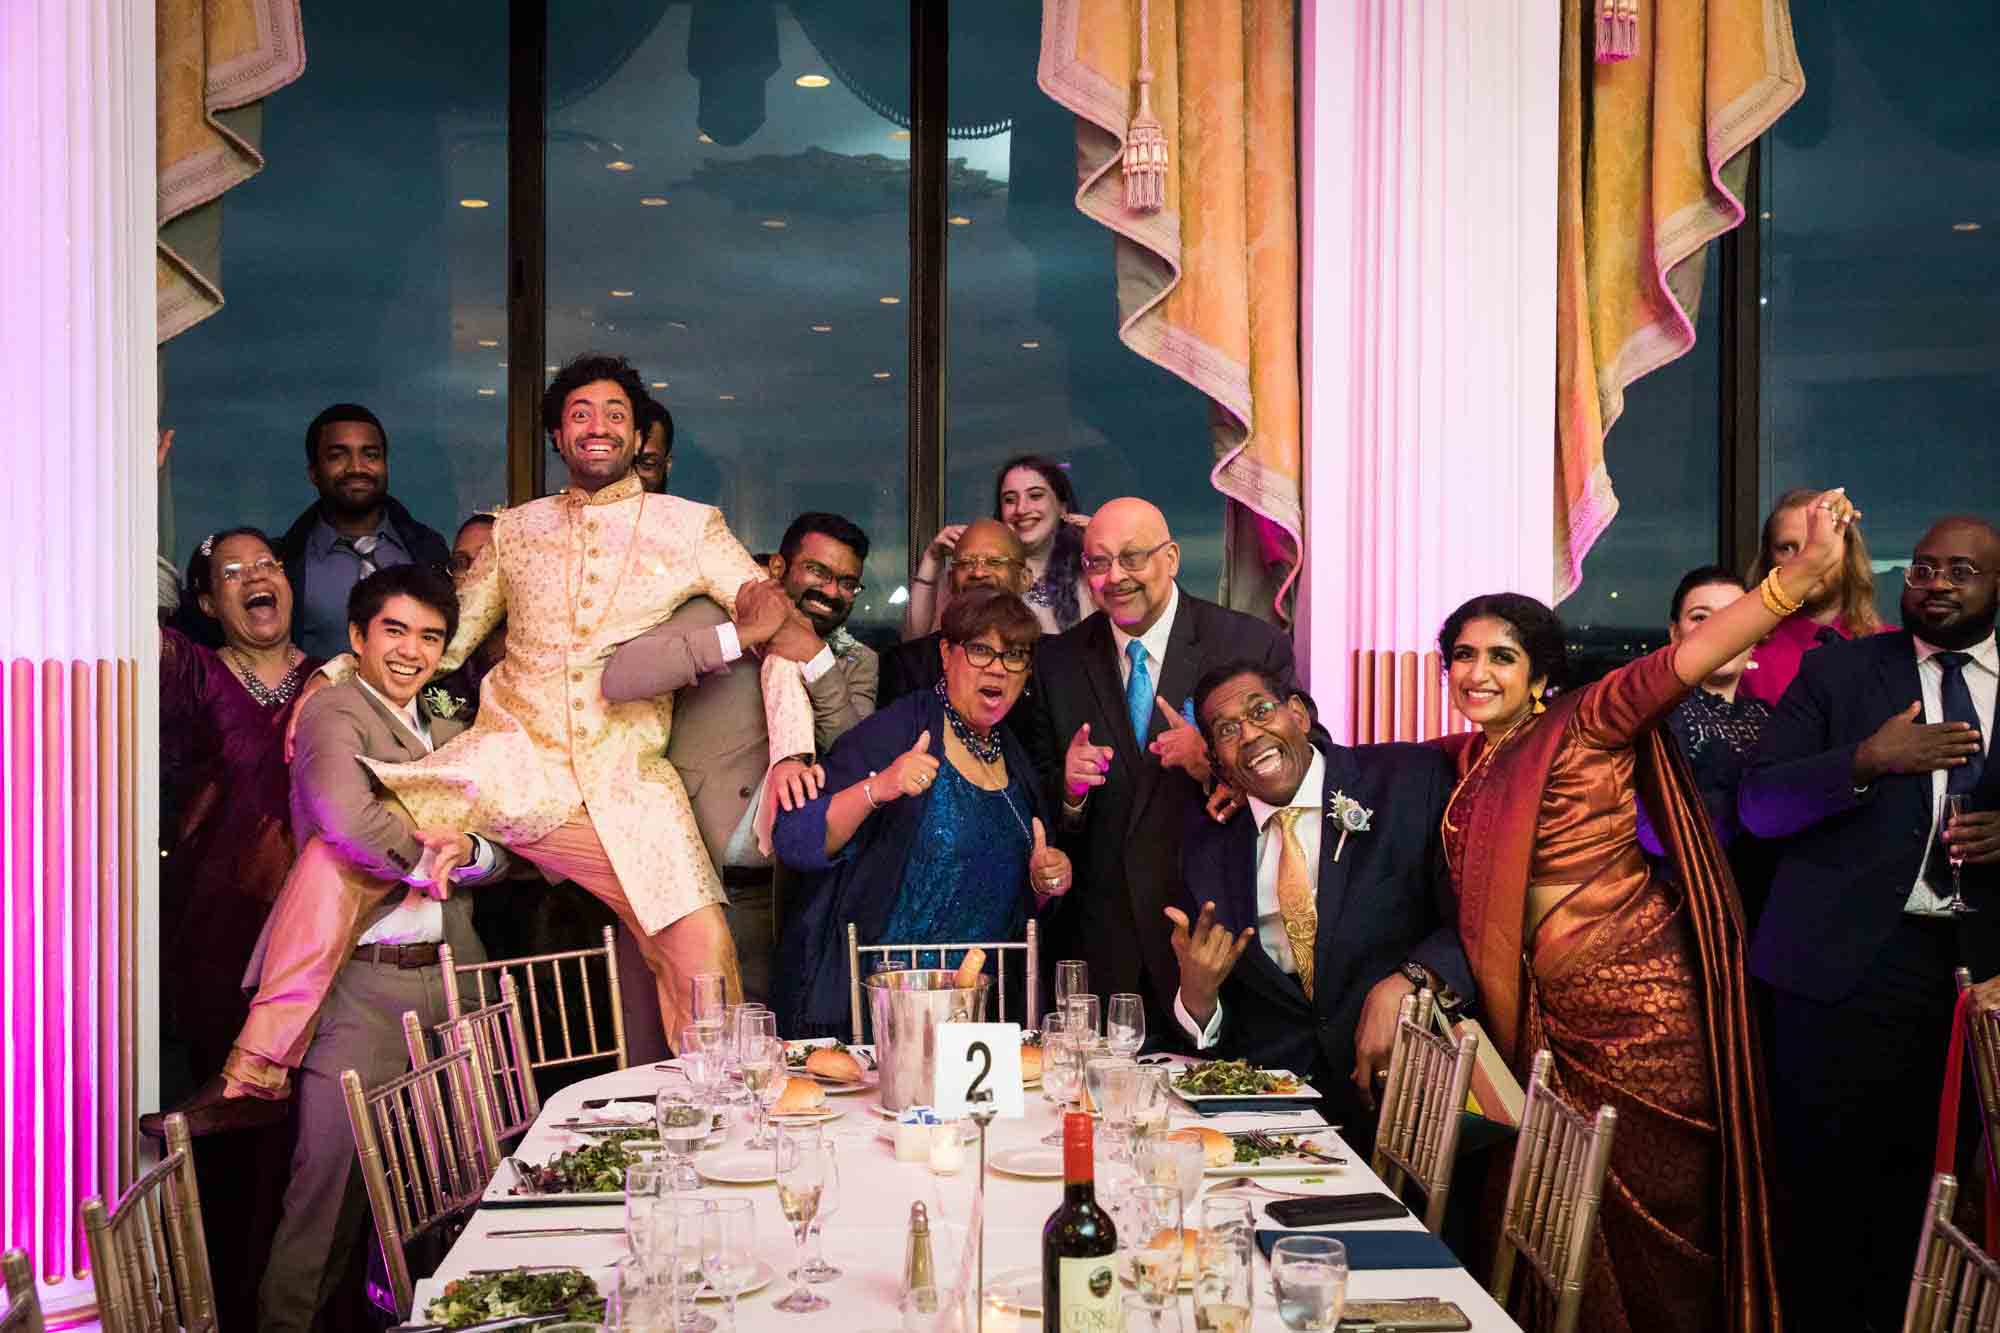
left=352, top=677, right=496, bottom=945
left=1110, top=584, right=1181, bottom=708
left=1904, top=632, right=1998, bottom=917
left=1174, top=750, right=1327, bottom=1048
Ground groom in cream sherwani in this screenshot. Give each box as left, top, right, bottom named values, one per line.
left=367, top=353, right=814, bottom=1041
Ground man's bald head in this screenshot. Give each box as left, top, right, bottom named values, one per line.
left=1902, top=515, right=2000, bottom=650
left=948, top=517, right=1029, bottom=597
left=1083, top=496, right=1180, bottom=633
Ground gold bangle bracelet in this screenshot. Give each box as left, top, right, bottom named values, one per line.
left=1762, top=566, right=1804, bottom=617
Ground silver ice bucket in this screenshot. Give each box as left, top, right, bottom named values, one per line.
left=865, top=968, right=992, bottom=1112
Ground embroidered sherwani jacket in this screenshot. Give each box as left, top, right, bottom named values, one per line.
left=364, top=476, right=813, bottom=932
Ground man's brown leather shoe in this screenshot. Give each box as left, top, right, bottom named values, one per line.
left=139, top=1075, right=290, bottom=1139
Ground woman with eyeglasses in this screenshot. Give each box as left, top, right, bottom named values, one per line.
left=900, top=454, right=1093, bottom=639
left=774, top=588, right=1074, bottom=1036
left=156, top=525, right=323, bottom=1319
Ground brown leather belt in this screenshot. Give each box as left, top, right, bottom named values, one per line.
left=351, top=942, right=442, bottom=969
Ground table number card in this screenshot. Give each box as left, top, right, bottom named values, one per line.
left=933, top=1022, right=1025, bottom=1118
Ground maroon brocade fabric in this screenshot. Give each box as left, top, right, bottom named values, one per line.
left=1441, top=647, right=1782, bottom=1333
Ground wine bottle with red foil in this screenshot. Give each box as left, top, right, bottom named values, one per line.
left=1041, top=1110, right=1119, bottom=1331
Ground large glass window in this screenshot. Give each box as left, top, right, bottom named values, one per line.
left=941, top=6, right=1222, bottom=603
left=1760, top=5, right=2000, bottom=618
left=159, top=1, right=509, bottom=564
left=1564, top=249, right=1724, bottom=681
left=545, top=2, right=912, bottom=643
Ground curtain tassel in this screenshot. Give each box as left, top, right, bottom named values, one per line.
left=1123, top=0, right=1167, bottom=213
left=1594, top=0, right=1637, bottom=63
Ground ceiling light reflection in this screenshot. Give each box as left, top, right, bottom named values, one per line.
left=640, top=196, right=668, bottom=207
left=1953, top=221, right=1982, bottom=232
left=605, top=160, right=635, bottom=172
left=477, top=338, right=499, bottom=348
left=795, top=74, right=831, bottom=88
left=458, top=198, right=490, bottom=209
left=810, top=324, right=832, bottom=333
left=879, top=295, right=901, bottom=305
left=610, top=289, right=634, bottom=297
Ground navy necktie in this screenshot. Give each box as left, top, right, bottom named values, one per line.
left=1936, top=651, right=1984, bottom=795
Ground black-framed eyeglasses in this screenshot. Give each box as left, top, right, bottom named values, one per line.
left=1081, top=539, right=1172, bottom=578
left=798, top=557, right=863, bottom=596
left=1210, top=697, right=1282, bottom=745
left=1906, top=560, right=1987, bottom=589
left=954, top=641, right=1033, bottom=673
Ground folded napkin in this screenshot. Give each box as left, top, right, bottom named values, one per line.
left=578, top=1101, right=652, bottom=1126
left=1254, top=1228, right=1461, bottom=1270
left=1188, top=1097, right=1321, bottom=1117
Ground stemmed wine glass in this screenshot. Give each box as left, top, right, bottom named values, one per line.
left=1943, top=794, right=1978, bottom=914
left=1123, top=1183, right=1185, bottom=1309
left=691, top=973, right=727, bottom=1046
left=772, top=1125, right=832, bottom=1314
left=1085, top=1056, right=1139, bottom=1161
left=1107, top=993, right=1146, bottom=1057
left=1039, top=1012, right=1082, bottom=1146
left=701, top=1197, right=760, bottom=1333
left=655, top=1086, right=710, bottom=1193
left=1195, top=1198, right=1254, bottom=1333
left=681, top=1024, right=726, bottom=1108
left=1066, top=992, right=1103, bottom=1041
left=740, top=1033, right=785, bottom=1149
left=792, top=1130, right=841, bottom=1284
left=665, top=1197, right=717, bottom=1333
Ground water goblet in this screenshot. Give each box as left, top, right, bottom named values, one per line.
left=1038, top=1016, right=1082, bottom=1146
left=740, top=1035, right=785, bottom=1149
left=1127, top=1066, right=1170, bottom=1153
left=1066, top=992, right=1102, bottom=1040
left=1136, top=1136, right=1204, bottom=1212
left=1123, top=1183, right=1185, bottom=1309
left=1271, top=1236, right=1348, bottom=1330
left=691, top=972, right=727, bottom=1039
left=1193, top=1201, right=1254, bottom=1333
left=701, top=1197, right=759, bottom=1333
left=1107, top=992, right=1146, bottom=1057
left=772, top=1124, right=831, bottom=1314
left=1085, top=1056, right=1138, bottom=1161
left=666, top=1198, right=718, bottom=1333
left=655, top=1087, right=710, bottom=1193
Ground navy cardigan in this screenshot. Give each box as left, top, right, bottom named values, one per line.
left=773, top=687, right=1054, bottom=1032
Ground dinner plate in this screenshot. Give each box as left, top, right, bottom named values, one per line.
left=810, top=1070, right=878, bottom=1094
left=1200, top=1133, right=1347, bottom=1177
left=693, top=1257, right=776, bottom=1301
left=1168, top=1067, right=1320, bottom=1107
left=769, top=1103, right=846, bottom=1125
left=695, top=1151, right=778, bottom=1185
left=482, top=1154, right=622, bottom=1206
left=983, top=1267, right=1042, bottom=1315
left=988, top=1147, right=1064, bottom=1179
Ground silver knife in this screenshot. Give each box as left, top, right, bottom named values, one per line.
left=485, top=1225, right=627, bottom=1238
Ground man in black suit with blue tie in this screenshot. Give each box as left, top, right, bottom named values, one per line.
left=1165, top=663, right=1473, bottom=1126
left=1032, top=499, right=1297, bottom=1030
left=1742, top=515, right=2000, bottom=1332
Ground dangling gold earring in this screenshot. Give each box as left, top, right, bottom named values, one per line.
left=1531, top=684, right=1547, bottom=715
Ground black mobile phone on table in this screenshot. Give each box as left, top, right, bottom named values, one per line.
left=1263, top=1192, right=1409, bottom=1226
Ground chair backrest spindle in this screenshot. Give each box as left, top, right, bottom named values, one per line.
left=1369, top=990, right=1477, bottom=1233
left=81, top=1114, right=216, bottom=1333
left=844, top=920, right=1040, bottom=1044
left=442, top=926, right=628, bottom=1074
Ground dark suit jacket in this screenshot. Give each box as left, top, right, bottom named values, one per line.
left=1743, top=628, right=2000, bottom=1001
left=273, top=495, right=449, bottom=647
left=1176, top=737, right=1472, bottom=1107
left=1029, top=590, right=1296, bottom=1019
left=771, top=688, right=1057, bottom=1031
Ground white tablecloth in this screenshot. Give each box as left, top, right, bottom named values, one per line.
left=430, top=1060, right=1524, bottom=1331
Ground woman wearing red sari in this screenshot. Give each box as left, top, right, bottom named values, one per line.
left=1437, top=488, right=1856, bottom=1333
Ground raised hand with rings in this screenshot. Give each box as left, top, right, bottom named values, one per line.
left=878, top=729, right=940, bottom=800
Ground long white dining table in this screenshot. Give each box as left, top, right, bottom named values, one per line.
left=425, top=1054, right=1525, bottom=1331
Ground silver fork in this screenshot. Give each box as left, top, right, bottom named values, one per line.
left=1204, top=1176, right=1324, bottom=1198
left=1247, top=1130, right=1346, bottom=1164
left=505, top=1157, right=540, bottom=1194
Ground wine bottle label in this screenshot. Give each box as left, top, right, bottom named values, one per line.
left=1057, top=1256, right=1119, bottom=1331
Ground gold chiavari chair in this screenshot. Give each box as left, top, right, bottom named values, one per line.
left=1956, top=969, right=2000, bottom=1186
left=1905, top=1173, right=2000, bottom=1332
left=442, top=925, right=628, bottom=1075
left=1, top=1250, right=44, bottom=1333
left=403, top=972, right=542, bottom=1142
left=1370, top=988, right=1477, bottom=1233
left=80, top=1113, right=216, bottom=1333
left=846, top=919, right=1038, bottom=1045
left=343, top=1042, right=504, bottom=1319
left=1489, top=1049, right=1619, bottom=1333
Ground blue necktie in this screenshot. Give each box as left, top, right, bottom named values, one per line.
left=1125, top=639, right=1155, bottom=743
left=1936, top=651, right=1985, bottom=795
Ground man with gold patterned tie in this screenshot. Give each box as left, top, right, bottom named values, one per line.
left=1166, top=663, right=1471, bottom=1133
left=361, top=353, right=815, bottom=1041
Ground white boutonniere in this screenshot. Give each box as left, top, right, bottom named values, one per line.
left=420, top=685, right=464, bottom=721
left=1328, top=791, right=1373, bottom=862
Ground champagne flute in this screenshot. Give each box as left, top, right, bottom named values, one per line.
left=1054, top=959, right=1089, bottom=1011
left=772, top=1125, right=830, bottom=1313
left=681, top=1025, right=726, bottom=1109
left=1124, top=1183, right=1184, bottom=1309
left=701, top=1197, right=759, bottom=1333
left=740, top=1035, right=784, bottom=1149
left=1039, top=1015, right=1081, bottom=1146
left=1085, top=1056, right=1138, bottom=1162
left=1127, top=1067, right=1170, bottom=1154
left=1066, top=992, right=1102, bottom=1041
left=1194, top=1197, right=1254, bottom=1333
left=1107, top=993, right=1146, bottom=1057
left=796, top=1134, right=841, bottom=1283
left=1945, top=794, right=1978, bottom=914
left=691, top=972, right=727, bottom=1046
left=667, top=1198, right=718, bottom=1333
left=1272, top=1236, right=1348, bottom=1330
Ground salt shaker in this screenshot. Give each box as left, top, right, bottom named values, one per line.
left=902, top=1200, right=937, bottom=1310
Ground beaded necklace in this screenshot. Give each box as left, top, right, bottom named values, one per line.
left=226, top=645, right=305, bottom=709
left=934, top=679, right=1004, bottom=763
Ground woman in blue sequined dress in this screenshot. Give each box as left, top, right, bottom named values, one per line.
left=774, top=589, right=1074, bottom=1035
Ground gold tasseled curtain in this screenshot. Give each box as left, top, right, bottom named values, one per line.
left=1038, top=0, right=1301, bottom=625
left=156, top=0, right=305, bottom=342
left=1554, top=0, right=1803, bottom=599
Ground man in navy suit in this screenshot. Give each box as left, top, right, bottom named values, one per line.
left=1031, top=499, right=1297, bottom=1028
left=1166, top=663, right=1472, bottom=1126
left=1743, top=515, right=2000, bottom=1332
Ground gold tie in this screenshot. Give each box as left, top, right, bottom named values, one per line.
left=1272, top=806, right=1318, bottom=1000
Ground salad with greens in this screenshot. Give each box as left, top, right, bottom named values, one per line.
left=421, top=1268, right=603, bottom=1328
left=508, top=1129, right=654, bottom=1194
left=1171, top=1060, right=1303, bottom=1097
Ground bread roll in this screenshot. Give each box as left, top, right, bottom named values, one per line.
left=1020, top=1043, right=1044, bottom=1082
left=805, top=1047, right=864, bottom=1083
left=1168, top=1125, right=1232, bottom=1168
left=1144, top=1227, right=1202, bottom=1273
left=772, top=1076, right=826, bottom=1115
